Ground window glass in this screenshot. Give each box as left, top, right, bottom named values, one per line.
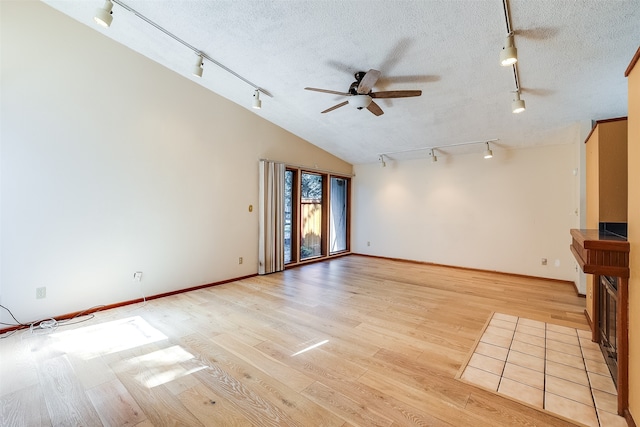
left=300, top=173, right=323, bottom=259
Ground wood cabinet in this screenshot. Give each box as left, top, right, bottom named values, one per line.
left=625, top=46, right=640, bottom=425
left=584, top=118, right=627, bottom=321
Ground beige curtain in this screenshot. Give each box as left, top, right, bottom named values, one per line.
left=258, top=160, right=285, bottom=274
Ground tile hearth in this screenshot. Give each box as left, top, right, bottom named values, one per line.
left=458, top=313, right=627, bottom=427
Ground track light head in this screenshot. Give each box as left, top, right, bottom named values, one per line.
left=512, top=91, right=526, bottom=113
left=500, top=34, right=518, bottom=66
left=379, top=155, right=386, bottom=168
left=483, top=142, right=493, bottom=159
left=94, top=0, right=113, bottom=28
left=252, top=90, right=262, bottom=109
left=192, top=54, right=204, bottom=77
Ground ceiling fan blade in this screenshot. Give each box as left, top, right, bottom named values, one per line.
left=367, top=101, right=384, bottom=116
left=305, top=87, right=350, bottom=96
left=371, top=90, right=422, bottom=99
left=357, top=69, right=381, bottom=94
left=321, top=101, right=349, bottom=113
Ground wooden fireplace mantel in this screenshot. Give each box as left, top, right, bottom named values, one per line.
left=569, top=228, right=630, bottom=415
left=570, top=228, right=630, bottom=278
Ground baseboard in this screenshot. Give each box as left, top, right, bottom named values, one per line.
left=584, top=309, right=593, bottom=331
left=625, top=409, right=637, bottom=427
left=353, top=253, right=576, bottom=287
left=572, top=281, right=586, bottom=298
left=0, top=273, right=257, bottom=335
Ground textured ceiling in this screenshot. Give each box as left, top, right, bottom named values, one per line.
left=42, top=0, right=640, bottom=164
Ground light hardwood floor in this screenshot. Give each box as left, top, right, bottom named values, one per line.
left=0, top=255, right=588, bottom=426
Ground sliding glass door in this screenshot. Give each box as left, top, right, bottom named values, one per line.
left=284, top=167, right=349, bottom=265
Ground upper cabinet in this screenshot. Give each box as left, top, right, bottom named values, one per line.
left=585, top=118, right=628, bottom=228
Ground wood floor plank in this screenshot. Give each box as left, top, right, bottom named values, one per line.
left=203, top=335, right=346, bottom=427
left=464, top=390, right=577, bottom=427
left=0, top=385, right=51, bottom=427
left=38, top=354, right=102, bottom=426
left=211, top=333, right=315, bottom=393
left=0, top=332, right=39, bottom=397
left=111, top=347, right=206, bottom=427
left=177, top=333, right=305, bottom=426
left=86, top=378, right=147, bottom=426
left=66, top=352, right=117, bottom=390
left=302, top=381, right=394, bottom=427
left=177, top=382, right=253, bottom=427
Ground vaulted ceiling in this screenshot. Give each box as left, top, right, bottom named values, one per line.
left=43, top=0, right=640, bottom=164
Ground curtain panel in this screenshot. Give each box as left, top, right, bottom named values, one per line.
left=258, top=160, right=285, bottom=275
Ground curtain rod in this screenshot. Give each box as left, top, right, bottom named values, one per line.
left=259, top=159, right=354, bottom=177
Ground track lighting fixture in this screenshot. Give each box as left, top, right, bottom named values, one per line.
left=91, top=0, right=271, bottom=105
left=378, top=139, right=498, bottom=166
left=94, top=0, right=114, bottom=28
left=483, top=142, right=493, bottom=159
left=512, top=91, right=525, bottom=113
left=429, top=149, right=438, bottom=163
left=193, top=54, right=204, bottom=78
left=500, top=33, right=518, bottom=66
left=252, top=90, right=262, bottom=109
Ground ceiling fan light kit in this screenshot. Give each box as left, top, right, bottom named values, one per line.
left=348, top=95, right=372, bottom=109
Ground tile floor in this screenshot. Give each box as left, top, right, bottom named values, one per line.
left=459, top=313, right=627, bottom=427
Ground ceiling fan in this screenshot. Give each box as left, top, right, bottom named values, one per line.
left=304, top=69, right=422, bottom=116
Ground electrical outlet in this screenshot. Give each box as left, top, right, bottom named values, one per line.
left=133, top=271, right=143, bottom=281
left=367, top=241, right=371, bottom=247
left=239, top=257, right=243, bottom=264
left=541, top=258, right=547, bottom=266
left=36, top=287, right=46, bottom=299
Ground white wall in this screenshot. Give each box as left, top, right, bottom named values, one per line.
left=353, top=141, right=581, bottom=283
left=0, top=1, right=351, bottom=324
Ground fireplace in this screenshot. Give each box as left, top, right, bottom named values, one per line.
left=598, top=275, right=618, bottom=385
left=569, top=228, right=629, bottom=415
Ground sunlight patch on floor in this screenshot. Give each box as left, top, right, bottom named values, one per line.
left=50, top=316, right=167, bottom=360
left=292, top=339, right=329, bottom=356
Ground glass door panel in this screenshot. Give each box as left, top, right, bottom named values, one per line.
left=284, top=169, right=295, bottom=264
left=300, top=173, right=323, bottom=259
left=329, top=177, right=348, bottom=253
